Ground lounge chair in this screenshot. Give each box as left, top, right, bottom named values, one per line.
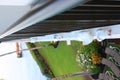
left=99, top=73, right=114, bottom=80
left=101, top=58, right=120, bottom=77
left=105, top=47, right=120, bottom=64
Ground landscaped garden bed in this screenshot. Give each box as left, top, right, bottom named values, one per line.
left=71, top=40, right=106, bottom=79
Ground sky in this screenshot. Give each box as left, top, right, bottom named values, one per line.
left=0, top=42, right=47, bottom=80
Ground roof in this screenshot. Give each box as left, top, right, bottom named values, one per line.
left=0, top=0, right=120, bottom=42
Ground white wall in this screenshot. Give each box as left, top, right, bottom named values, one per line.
left=0, top=5, right=31, bottom=35
left=0, top=0, right=37, bottom=6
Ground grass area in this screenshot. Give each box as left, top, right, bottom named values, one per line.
left=34, top=41, right=84, bottom=80
left=73, top=41, right=102, bottom=74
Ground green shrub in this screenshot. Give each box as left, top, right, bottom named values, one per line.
left=26, top=42, right=54, bottom=78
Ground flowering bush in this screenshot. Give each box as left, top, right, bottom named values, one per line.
left=75, top=40, right=102, bottom=74
left=92, top=53, right=102, bottom=64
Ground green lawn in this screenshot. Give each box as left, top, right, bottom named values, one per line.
left=34, top=41, right=84, bottom=80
